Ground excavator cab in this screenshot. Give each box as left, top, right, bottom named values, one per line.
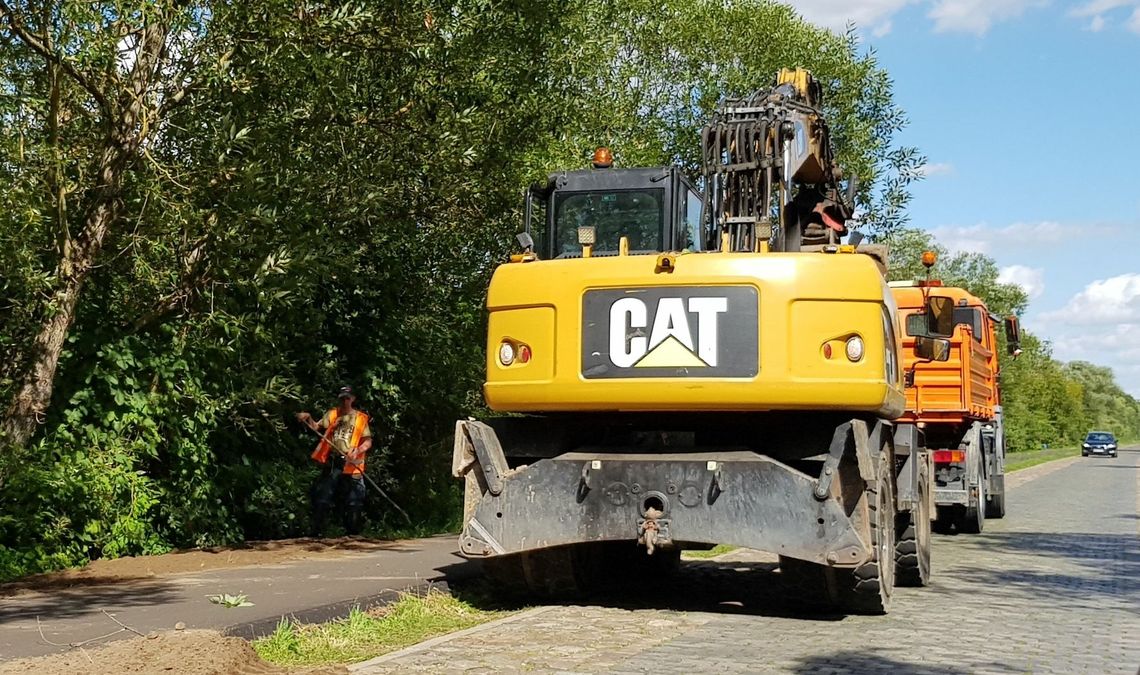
left=523, top=161, right=705, bottom=259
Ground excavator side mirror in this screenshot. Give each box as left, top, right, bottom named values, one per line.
left=924, top=296, right=954, bottom=338
left=915, top=336, right=951, bottom=362
left=1004, top=316, right=1022, bottom=357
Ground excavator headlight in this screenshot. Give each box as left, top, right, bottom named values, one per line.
left=577, top=226, right=596, bottom=246
left=845, top=336, right=864, bottom=362
left=498, top=341, right=516, bottom=366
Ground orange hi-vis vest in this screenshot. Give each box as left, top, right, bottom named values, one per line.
left=310, top=409, right=369, bottom=477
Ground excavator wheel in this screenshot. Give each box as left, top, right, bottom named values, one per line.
left=894, top=473, right=932, bottom=587
left=833, top=445, right=897, bottom=613
left=481, top=547, right=580, bottom=599
left=780, top=445, right=896, bottom=614
left=481, top=542, right=679, bottom=600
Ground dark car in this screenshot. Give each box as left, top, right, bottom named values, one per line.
left=1082, top=431, right=1118, bottom=458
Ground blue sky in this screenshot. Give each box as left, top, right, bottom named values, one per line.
left=786, top=0, right=1140, bottom=395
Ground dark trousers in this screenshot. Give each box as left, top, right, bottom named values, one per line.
left=310, top=468, right=367, bottom=536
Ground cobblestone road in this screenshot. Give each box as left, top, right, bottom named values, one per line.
left=356, top=451, right=1140, bottom=674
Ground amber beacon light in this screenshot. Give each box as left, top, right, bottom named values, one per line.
left=592, top=147, right=613, bottom=168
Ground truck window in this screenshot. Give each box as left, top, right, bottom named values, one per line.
left=553, top=189, right=664, bottom=256
left=904, top=313, right=925, bottom=337
left=952, top=308, right=984, bottom=344
left=905, top=307, right=985, bottom=344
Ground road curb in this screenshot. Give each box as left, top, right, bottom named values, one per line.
left=224, top=578, right=457, bottom=641
left=348, top=605, right=559, bottom=671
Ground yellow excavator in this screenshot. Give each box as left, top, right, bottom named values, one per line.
left=453, top=69, right=949, bottom=613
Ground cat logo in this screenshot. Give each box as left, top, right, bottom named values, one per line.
left=581, top=286, right=758, bottom=379
left=608, top=297, right=727, bottom=368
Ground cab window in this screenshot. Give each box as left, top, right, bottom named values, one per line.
left=553, top=190, right=664, bottom=256
left=680, top=187, right=704, bottom=251
left=905, top=307, right=985, bottom=344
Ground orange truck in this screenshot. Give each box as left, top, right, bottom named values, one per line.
left=889, top=271, right=1021, bottom=535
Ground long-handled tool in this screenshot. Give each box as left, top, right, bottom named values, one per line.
left=302, top=423, right=412, bottom=525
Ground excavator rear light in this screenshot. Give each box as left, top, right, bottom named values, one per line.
left=845, top=336, right=864, bottom=362
left=518, top=344, right=532, bottom=364
left=498, top=341, right=516, bottom=366
left=932, top=450, right=966, bottom=464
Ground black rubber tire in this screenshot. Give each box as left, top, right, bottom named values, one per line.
left=833, top=447, right=896, bottom=614
left=482, top=542, right=679, bottom=600
left=895, top=477, right=932, bottom=587
left=932, top=505, right=956, bottom=535
left=958, top=469, right=985, bottom=534
left=481, top=546, right=582, bottom=599
left=989, top=472, right=1007, bottom=519
left=777, top=556, right=836, bottom=609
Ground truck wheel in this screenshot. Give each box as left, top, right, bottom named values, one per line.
left=895, top=478, right=932, bottom=587
left=985, top=473, right=1006, bottom=519
left=932, top=505, right=956, bottom=535
left=958, top=471, right=985, bottom=534
left=834, top=447, right=896, bottom=614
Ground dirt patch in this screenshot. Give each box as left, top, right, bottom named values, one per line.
left=1, top=537, right=411, bottom=598
left=0, top=629, right=347, bottom=675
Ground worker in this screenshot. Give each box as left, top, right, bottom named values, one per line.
left=297, top=385, right=373, bottom=537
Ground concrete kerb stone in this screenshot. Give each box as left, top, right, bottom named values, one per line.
left=226, top=578, right=449, bottom=641
left=348, top=605, right=560, bottom=671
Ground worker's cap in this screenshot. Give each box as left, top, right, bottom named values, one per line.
left=336, top=385, right=355, bottom=399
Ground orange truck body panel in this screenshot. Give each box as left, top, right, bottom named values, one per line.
left=891, top=285, right=1001, bottom=426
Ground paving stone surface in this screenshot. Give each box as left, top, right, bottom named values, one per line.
left=356, top=451, right=1140, bottom=674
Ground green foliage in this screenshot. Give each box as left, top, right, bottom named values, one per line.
left=886, top=227, right=1140, bottom=452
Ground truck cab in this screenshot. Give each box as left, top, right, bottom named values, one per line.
left=889, top=279, right=1021, bottom=533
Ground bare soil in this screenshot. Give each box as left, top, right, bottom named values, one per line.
left=0, top=630, right=346, bottom=675
left=1, top=537, right=406, bottom=597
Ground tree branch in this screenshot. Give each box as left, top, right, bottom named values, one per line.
left=0, top=1, right=112, bottom=115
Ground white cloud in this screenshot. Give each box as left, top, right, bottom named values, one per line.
left=1034, top=275, right=1140, bottom=396
left=998, top=265, right=1045, bottom=299
left=783, top=0, right=917, bottom=35
left=1041, top=273, right=1140, bottom=325
left=1045, top=323, right=1140, bottom=397
left=1070, top=0, right=1140, bottom=34
left=928, top=0, right=1044, bottom=35
left=928, top=221, right=1068, bottom=255
left=916, top=161, right=955, bottom=177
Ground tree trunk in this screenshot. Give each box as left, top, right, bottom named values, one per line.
left=2, top=199, right=118, bottom=448
left=0, top=12, right=173, bottom=449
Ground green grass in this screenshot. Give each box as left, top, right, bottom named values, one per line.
left=253, top=589, right=510, bottom=666
left=1005, top=446, right=1080, bottom=473
left=681, top=543, right=737, bottom=560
